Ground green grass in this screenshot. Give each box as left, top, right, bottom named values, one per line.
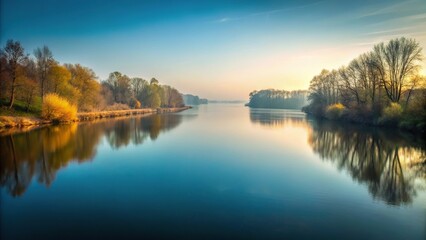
left=0, top=97, right=42, bottom=117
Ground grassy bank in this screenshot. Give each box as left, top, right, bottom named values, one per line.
left=0, top=99, right=42, bottom=118
left=0, top=106, right=190, bottom=129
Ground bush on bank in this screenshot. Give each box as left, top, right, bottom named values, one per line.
left=41, top=93, right=77, bottom=122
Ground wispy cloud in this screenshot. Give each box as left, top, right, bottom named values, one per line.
left=210, top=0, right=326, bottom=24
left=355, top=0, right=417, bottom=19
left=362, top=26, right=419, bottom=36
left=250, top=0, right=326, bottom=17
left=209, top=16, right=244, bottom=24
left=360, top=12, right=426, bottom=42
left=216, top=17, right=232, bottom=23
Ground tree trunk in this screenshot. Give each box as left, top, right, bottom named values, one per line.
left=7, top=66, right=16, bottom=109
left=405, top=87, right=414, bottom=109
left=8, top=90, right=15, bottom=109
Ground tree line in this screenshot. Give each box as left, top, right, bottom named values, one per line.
left=303, top=37, right=426, bottom=130
left=182, top=94, right=208, bottom=105
left=248, top=89, right=308, bottom=109
left=0, top=39, right=184, bottom=115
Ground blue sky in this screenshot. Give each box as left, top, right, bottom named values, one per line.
left=1, top=0, right=426, bottom=99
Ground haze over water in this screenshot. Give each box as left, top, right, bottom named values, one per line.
left=1, top=104, right=425, bottom=239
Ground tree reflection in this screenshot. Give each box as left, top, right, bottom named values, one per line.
left=105, top=113, right=185, bottom=149
left=0, top=113, right=186, bottom=197
left=308, top=121, right=426, bottom=205
left=249, top=108, right=425, bottom=205
left=249, top=108, right=308, bottom=128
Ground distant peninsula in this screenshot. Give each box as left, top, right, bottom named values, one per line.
left=182, top=94, right=208, bottom=105
left=247, top=89, right=308, bottom=109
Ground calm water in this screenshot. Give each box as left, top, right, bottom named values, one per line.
left=1, top=104, right=425, bottom=240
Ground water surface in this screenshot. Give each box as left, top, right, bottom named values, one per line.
left=1, top=104, right=425, bottom=239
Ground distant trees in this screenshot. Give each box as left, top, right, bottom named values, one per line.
left=131, top=77, right=148, bottom=100
left=303, top=37, right=425, bottom=129
left=182, top=94, right=208, bottom=105
left=101, top=73, right=184, bottom=109
left=248, top=89, right=308, bottom=109
left=148, top=78, right=161, bottom=108
left=97, top=72, right=185, bottom=109
left=0, top=39, right=186, bottom=114
left=104, top=71, right=132, bottom=105
left=162, top=85, right=185, bottom=107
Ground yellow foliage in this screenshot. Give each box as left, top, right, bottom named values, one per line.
left=382, top=103, right=403, bottom=121
left=329, top=103, right=344, bottom=110
left=42, top=124, right=77, bottom=152
left=325, top=103, right=345, bottom=119
left=135, top=100, right=141, bottom=109
left=42, top=93, right=77, bottom=121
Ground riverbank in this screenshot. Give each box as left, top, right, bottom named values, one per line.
left=0, top=106, right=190, bottom=130
left=302, top=110, right=426, bottom=133
left=246, top=105, right=425, bottom=133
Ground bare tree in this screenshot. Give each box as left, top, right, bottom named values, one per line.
left=373, top=37, right=423, bottom=102
left=130, top=77, right=147, bottom=98
left=34, top=46, right=55, bottom=99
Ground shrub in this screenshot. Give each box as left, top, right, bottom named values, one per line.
left=302, top=103, right=326, bottom=117
left=325, top=103, right=345, bottom=120
left=341, top=105, right=375, bottom=124
left=103, top=103, right=130, bottom=111
left=134, top=100, right=141, bottom=109
left=380, top=102, right=403, bottom=125
left=42, top=93, right=77, bottom=121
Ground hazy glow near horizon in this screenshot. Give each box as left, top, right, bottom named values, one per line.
left=1, top=0, right=426, bottom=100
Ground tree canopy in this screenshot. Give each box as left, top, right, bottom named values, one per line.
left=303, top=37, right=425, bottom=130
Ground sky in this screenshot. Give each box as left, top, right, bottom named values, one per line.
left=1, top=0, right=426, bottom=100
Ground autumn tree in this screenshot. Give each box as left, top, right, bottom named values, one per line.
left=0, top=40, right=27, bottom=109
left=48, top=64, right=71, bottom=94
left=45, top=64, right=81, bottom=105
left=66, top=64, right=101, bottom=111
left=100, top=82, right=114, bottom=106
left=160, top=85, right=184, bottom=107
left=148, top=78, right=161, bottom=108
left=18, top=59, right=39, bottom=111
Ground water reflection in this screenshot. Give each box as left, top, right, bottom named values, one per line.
left=0, top=113, right=188, bottom=197
left=249, top=108, right=426, bottom=205
left=309, top=121, right=426, bottom=205
left=249, top=108, right=308, bottom=128
left=103, top=114, right=188, bottom=149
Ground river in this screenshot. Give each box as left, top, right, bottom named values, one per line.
left=1, top=104, right=425, bottom=239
